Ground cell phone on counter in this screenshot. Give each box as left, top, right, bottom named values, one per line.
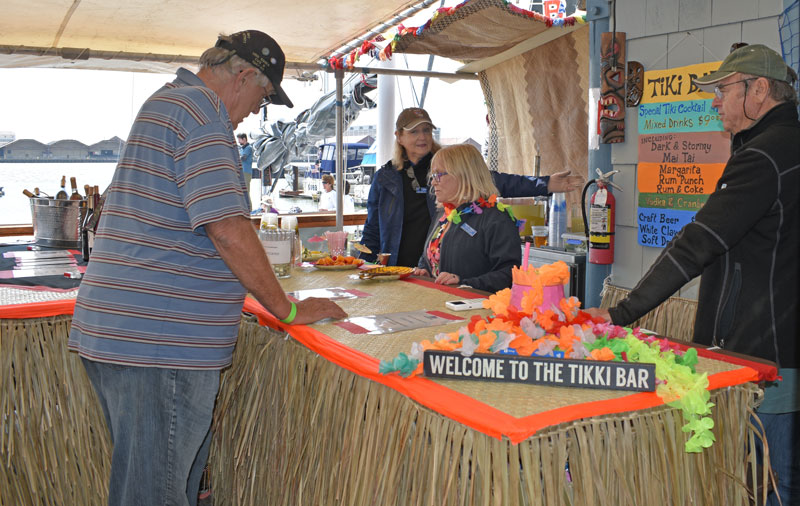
left=445, top=299, right=485, bottom=311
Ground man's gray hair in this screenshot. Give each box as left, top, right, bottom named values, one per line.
left=199, top=35, right=270, bottom=87
left=767, top=67, right=799, bottom=106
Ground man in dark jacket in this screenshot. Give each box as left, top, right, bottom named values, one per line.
left=589, top=44, right=799, bottom=505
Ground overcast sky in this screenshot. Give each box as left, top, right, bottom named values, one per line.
left=0, top=55, right=487, bottom=147
left=0, top=0, right=542, bottom=148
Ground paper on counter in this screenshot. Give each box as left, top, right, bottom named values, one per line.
left=335, top=310, right=464, bottom=335
left=4, top=250, right=76, bottom=259
left=0, top=267, right=82, bottom=279
left=286, top=287, right=371, bottom=301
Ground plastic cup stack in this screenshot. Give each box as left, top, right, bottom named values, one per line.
left=548, top=193, right=567, bottom=249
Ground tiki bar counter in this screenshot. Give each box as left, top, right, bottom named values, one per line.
left=1, top=255, right=777, bottom=505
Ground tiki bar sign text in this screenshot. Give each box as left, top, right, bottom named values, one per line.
left=423, top=351, right=655, bottom=392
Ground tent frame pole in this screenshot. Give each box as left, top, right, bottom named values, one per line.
left=335, top=69, right=345, bottom=230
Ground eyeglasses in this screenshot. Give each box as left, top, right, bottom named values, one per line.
left=259, top=91, right=272, bottom=109
left=714, top=78, right=755, bottom=99
left=431, top=171, right=448, bottom=182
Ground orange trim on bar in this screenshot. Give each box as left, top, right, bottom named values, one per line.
left=241, top=297, right=762, bottom=444
left=0, top=298, right=76, bottom=319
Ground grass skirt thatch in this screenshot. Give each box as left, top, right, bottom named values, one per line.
left=1, top=314, right=766, bottom=505
left=601, top=283, right=698, bottom=343
left=209, top=318, right=763, bottom=506
left=1, top=315, right=111, bottom=505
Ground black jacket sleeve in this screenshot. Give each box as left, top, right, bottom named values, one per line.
left=359, top=164, right=390, bottom=262
left=609, top=147, right=780, bottom=325
left=491, top=172, right=550, bottom=198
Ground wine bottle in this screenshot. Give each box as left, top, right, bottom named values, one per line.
left=83, top=184, right=90, bottom=197
left=34, top=187, right=51, bottom=198
left=56, top=176, right=68, bottom=199
left=69, top=177, right=82, bottom=200
left=22, top=189, right=36, bottom=198
left=81, top=187, right=95, bottom=261
left=85, top=185, right=103, bottom=247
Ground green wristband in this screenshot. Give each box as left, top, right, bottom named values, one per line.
left=279, top=301, right=297, bottom=324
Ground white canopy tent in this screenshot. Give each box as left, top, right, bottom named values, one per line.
left=0, top=0, right=425, bottom=72
left=0, top=0, right=452, bottom=228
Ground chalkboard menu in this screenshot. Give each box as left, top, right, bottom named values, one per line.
left=636, top=62, right=730, bottom=248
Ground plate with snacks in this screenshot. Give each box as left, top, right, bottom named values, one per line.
left=302, top=248, right=327, bottom=262
left=313, top=256, right=365, bottom=270
left=358, top=266, right=414, bottom=281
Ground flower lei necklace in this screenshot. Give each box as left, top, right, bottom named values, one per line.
left=426, top=195, right=522, bottom=276
left=443, top=194, right=522, bottom=227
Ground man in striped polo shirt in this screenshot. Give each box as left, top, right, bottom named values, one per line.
left=69, top=31, right=346, bottom=505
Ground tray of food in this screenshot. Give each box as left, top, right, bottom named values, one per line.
left=313, top=256, right=365, bottom=270
left=357, top=266, right=414, bottom=281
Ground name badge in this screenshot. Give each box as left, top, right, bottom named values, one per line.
left=416, top=187, right=428, bottom=194
left=460, top=223, right=477, bottom=236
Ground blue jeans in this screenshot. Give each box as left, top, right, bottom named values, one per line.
left=754, top=411, right=800, bottom=506
left=82, top=358, right=220, bottom=506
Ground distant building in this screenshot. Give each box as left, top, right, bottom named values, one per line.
left=89, top=136, right=125, bottom=159
left=0, top=139, right=48, bottom=160
left=352, top=135, right=375, bottom=146
left=48, top=139, right=89, bottom=160
left=438, top=137, right=482, bottom=152
left=346, top=124, right=375, bottom=138
left=0, top=136, right=123, bottom=161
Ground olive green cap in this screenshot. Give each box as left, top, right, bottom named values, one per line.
left=693, top=44, right=793, bottom=92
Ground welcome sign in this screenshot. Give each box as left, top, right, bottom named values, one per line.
left=423, top=351, right=655, bottom=392
left=636, top=61, right=730, bottom=248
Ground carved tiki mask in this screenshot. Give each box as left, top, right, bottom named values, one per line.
left=626, top=61, right=644, bottom=107
left=599, top=32, right=626, bottom=144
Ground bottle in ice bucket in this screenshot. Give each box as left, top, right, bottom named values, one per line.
left=69, top=177, right=82, bottom=200
left=259, top=228, right=294, bottom=278
left=56, top=176, right=69, bottom=199
left=81, top=187, right=95, bottom=261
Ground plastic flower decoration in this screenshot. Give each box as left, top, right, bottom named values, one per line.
left=379, top=262, right=715, bottom=453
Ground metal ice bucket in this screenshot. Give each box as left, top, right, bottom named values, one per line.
left=28, top=197, right=86, bottom=248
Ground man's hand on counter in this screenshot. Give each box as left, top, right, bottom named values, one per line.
left=585, top=308, right=611, bottom=321
left=206, top=216, right=347, bottom=325
left=292, top=297, right=348, bottom=324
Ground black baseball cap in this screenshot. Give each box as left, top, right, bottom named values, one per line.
left=216, top=30, right=294, bottom=108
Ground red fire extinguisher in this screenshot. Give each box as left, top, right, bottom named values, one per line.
left=581, top=169, right=622, bottom=265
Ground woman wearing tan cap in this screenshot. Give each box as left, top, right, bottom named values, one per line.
left=358, top=107, right=582, bottom=267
